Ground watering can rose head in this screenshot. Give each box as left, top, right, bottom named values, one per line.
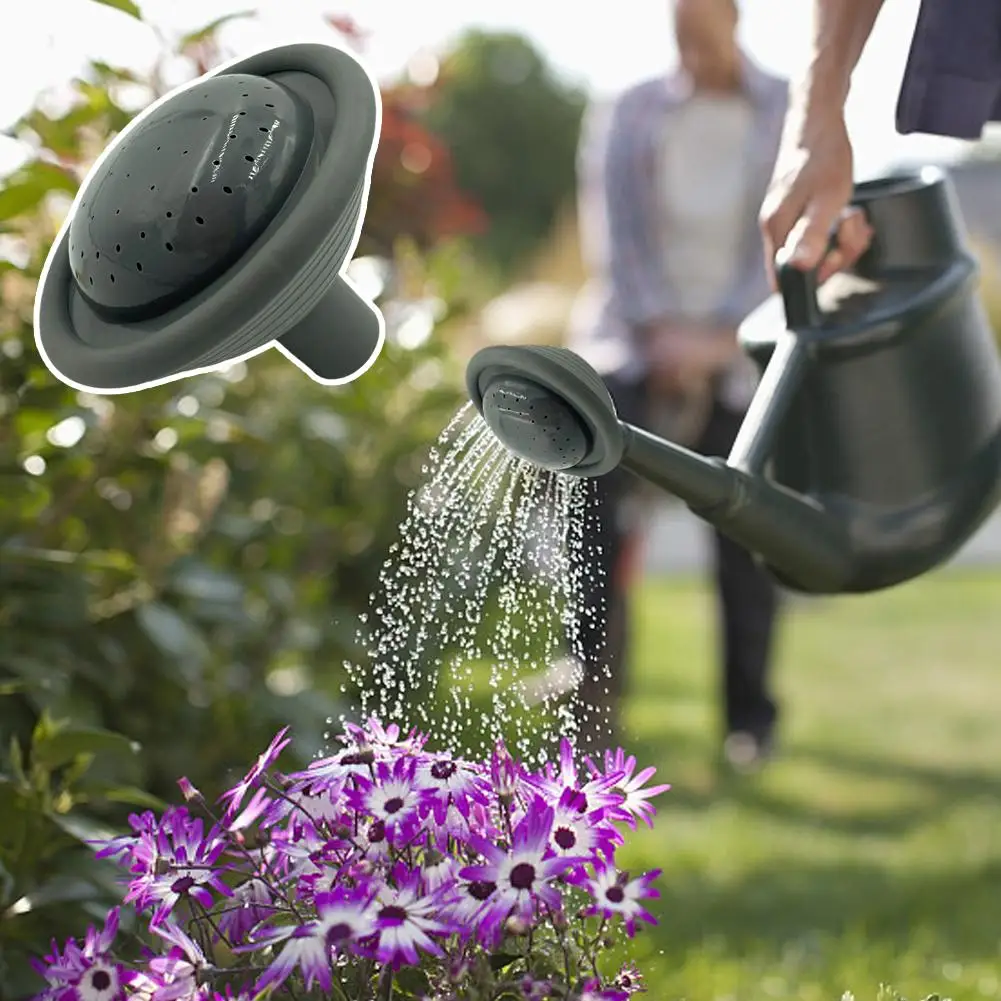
left=29, top=718, right=668, bottom=1001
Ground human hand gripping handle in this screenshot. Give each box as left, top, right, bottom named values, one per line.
left=759, top=101, right=873, bottom=289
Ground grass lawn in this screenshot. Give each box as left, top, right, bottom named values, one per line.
left=615, top=568, right=1001, bottom=1001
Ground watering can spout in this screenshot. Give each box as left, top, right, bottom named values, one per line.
left=465, top=343, right=855, bottom=593
left=619, top=423, right=853, bottom=592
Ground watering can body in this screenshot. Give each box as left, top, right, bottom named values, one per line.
left=466, top=167, right=1001, bottom=595
left=729, top=168, right=1001, bottom=592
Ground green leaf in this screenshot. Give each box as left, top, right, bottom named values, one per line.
left=32, top=719, right=140, bottom=772
left=81, top=783, right=165, bottom=810
left=0, top=162, right=78, bottom=223
left=49, top=811, right=119, bottom=847
left=180, top=10, right=255, bottom=49
left=88, top=0, right=143, bottom=19
left=488, top=952, right=521, bottom=971
left=3, top=875, right=99, bottom=920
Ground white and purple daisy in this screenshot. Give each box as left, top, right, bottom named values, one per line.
left=29, top=908, right=125, bottom=1001
left=460, top=806, right=577, bottom=925
left=347, top=756, right=429, bottom=834
left=417, top=752, right=490, bottom=821
left=115, top=807, right=232, bottom=920
left=583, top=864, right=661, bottom=936
left=343, top=716, right=427, bottom=757
left=367, top=867, right=454, bottom=969
left=544, top=788, right=622, bottom=862
left=529, top=739, right=625, bottom=816
left=146, top=919, right=207, bottom=1001
left=243, top=886, right=378, bottom=994
left=587, top=748, right=671, bottom=829
left=219, top=727, right=290, bottom=819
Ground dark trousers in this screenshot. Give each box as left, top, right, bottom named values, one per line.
left=575, top=373, right=780, bottom=740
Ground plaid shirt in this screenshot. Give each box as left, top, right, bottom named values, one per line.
left=567, top=56, right=788, bottom=382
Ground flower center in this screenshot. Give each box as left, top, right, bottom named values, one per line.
left=431, top=760, right=457, bottom=780
left=554, top=826, right=577, bottom=849
left=468, top=880, right=496, bottom=901
left=368, top=820, right=386, bottom=843
left=383, top=796, right=404, bottom=815
left=605, top=885, right=625, bottom=903
left=509, top=862, right=536, bottom=890
left=89, top=968, right=113, bottom=991
left=379, top=904, right=407, bottom=924
left=326, top=922, right=352, bottom=945
left=170, top=875, right=195, bottom=895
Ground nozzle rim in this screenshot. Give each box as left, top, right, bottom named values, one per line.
left=466, top=344, right=624, bottom=477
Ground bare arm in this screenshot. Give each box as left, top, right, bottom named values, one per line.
left=798, top=0, right=887, bottom=116
left=760, top=0, right=886, bottom=283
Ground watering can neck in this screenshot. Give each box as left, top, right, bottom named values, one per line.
left=619, top=422, right=853, bottom=592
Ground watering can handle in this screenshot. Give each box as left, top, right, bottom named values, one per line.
left=774, top=206, right=872, bottom=330
left=775, top=253, right=821, bottom=330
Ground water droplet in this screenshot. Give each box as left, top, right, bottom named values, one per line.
left=340, top=404, right=612, bottom=767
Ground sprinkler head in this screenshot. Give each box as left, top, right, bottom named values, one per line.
left=466, top=345, right=625, bottom=476
left=34, top=43, right=385, bottom=393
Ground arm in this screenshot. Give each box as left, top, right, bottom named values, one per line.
left=797, top=0, right=888, bottom=116
left=759, top=0, right=886, bottom=282
left=577, top=90, right=675, bottom=329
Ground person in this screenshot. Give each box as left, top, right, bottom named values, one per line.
left=761, top=0, right=1001, bottom=285
left=562, top=0, right=789, bottom=770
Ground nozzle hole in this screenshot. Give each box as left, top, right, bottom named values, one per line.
left=223, top=186, right=232, bottom=194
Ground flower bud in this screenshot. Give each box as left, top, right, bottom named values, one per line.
left=550, top=909, right=568, bottom=930
left=332, top=822, right=353, bottom=840
left=176, top=777, right=203, bottom=803
left=505, top=915, right=530, bottom=936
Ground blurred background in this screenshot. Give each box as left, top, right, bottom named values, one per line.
left=3, top=1, right=1001, bottom=998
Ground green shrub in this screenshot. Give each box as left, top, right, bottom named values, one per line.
left=0, top=5, right=472, bottom=992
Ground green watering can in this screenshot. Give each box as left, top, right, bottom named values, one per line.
left=466, top=167, right=1001, bottom=595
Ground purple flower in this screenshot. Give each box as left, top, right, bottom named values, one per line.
left=490, top=739, right=524, bottom=802
left=583, top=864, right=661, bottom=936
left=366, top=867, right=454, bottom=968
left=531, top=739, right=625, bottom=816
left=144, top=920, right=209, bottom=1001
left=545, top=789, right=622, bottom=861
left=216, top=877, right=274, bottom=944
left=587, top=748, right=670, bottom=828
left=219, top=727, right=290, bottom=818
left=243, top=887, right=378, bottom=994
left=342, top=715, right=427, bottom=756
left=580, top=980, right=630, bottom=1001
left=417, top=752, right=490, bottom=821
left=347, top=756, right=428, bottom=833
left=29, top=909, right=124, bottom=1001
left=461, top=806, right=577, bottom=923
left=440, top=875, right=503, bottom=945
left=108, top=806, right=231, bottom=920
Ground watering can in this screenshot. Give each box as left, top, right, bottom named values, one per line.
left=466, top=167, right=1001, bottom=595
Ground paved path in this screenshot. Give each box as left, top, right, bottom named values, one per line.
left=643, top=503, right=1001, bottom=575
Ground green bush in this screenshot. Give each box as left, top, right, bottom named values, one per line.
left=0, top=5, right=471, bottom=993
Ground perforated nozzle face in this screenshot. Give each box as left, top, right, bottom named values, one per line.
left=466, top=344, right=626, bottom=478
left=68, top=73, right=309, bottom=319
left=481, top=376, right=590, bottom=470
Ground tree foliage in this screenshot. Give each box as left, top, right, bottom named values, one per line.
left=419, top=29, right=586, bottom=280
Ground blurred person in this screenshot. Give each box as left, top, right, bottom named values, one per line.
left=761, top=0, right=1001, bottom=285
left=563, top=0, right=789, bottom=769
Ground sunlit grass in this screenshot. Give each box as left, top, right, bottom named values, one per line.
left=614, top=569, right=1001, bottom=1001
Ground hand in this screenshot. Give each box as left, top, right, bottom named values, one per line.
left=645, top=322, right=738, bottom=395
left=759, top=103, right=873, bottom=287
